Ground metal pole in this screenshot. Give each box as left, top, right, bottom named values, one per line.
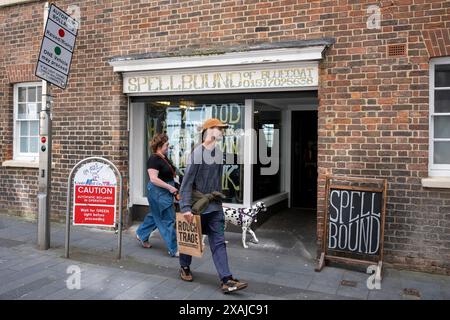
left=117, top=175, right=123, bottom=260
left=38, top=1, right=52, bottom=250
left=65, top=172, right=73, bottom=258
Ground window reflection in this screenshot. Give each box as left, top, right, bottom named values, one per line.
left=253, top=105, right=281, bottom=201
left=143, top=97, right=245, bottom=204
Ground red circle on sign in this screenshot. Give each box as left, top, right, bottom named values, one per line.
left=58, top=29, right=65, bottom=37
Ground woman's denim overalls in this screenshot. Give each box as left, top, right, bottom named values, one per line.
left=136, top=180, right=177, bottom=256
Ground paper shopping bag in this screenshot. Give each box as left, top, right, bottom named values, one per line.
left=176, top=213, right=203, bottom=257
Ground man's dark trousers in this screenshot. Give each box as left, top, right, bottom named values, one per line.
left=179, top=210, right=232, bottom=282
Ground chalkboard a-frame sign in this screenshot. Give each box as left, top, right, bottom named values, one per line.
left=316, top=176, right=387, bottom=281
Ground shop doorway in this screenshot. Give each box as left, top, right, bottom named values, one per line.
left=291, top=110, right=318, bottom=209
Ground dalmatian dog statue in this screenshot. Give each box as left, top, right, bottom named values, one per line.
left=223, top=201, right=267, bottom=248
left=201, top=202, right=267, bottom=248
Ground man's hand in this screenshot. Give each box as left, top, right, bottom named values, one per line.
left=183, top=211, right=194, bottom=224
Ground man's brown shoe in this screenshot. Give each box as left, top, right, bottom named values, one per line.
left=180, top=267, right=193, bottom=282
left=221, top=278, right=248, bottom=294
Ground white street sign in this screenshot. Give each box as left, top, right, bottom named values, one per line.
left=36, top=61, right=68, bottom=89
left=48, top=4, right=79, bottom=35
left=44, top=18, right=76, bottom=52
left=39, top=37, right=72, bottom=75
left=35, top=4, right=78, bottom=89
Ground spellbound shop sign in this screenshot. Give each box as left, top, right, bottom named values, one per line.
left=123, top=65, right=318, bottom=94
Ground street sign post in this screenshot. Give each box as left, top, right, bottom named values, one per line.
left=36, top=3, right=78, bottom=250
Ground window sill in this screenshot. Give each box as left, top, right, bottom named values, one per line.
left=0, top=0, right=39, bottom=8
left=2, top=160, right=40, bottom=168
left=421, top=177, right=450, bottom=189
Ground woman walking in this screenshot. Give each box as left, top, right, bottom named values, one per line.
left=136, top=133, right=179, bottom=257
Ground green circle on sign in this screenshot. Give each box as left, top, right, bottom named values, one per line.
left=54, top=47, right=61, bottom=55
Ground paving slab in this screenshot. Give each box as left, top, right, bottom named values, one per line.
left=0, top=215, right=449, bottom=300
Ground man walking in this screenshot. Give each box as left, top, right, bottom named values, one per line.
left=178, top=118, right=248, bottom=294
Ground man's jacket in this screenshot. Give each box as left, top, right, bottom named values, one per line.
left=191, top=190, right=225, bottom=215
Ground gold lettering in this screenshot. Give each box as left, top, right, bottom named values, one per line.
left=147, top=118, right=158, bottom=141
left=127, top=67, right=316, bottom=93
left=222, top=165, right=240, bottom=192
left=128, top=77, right=137, bottom=92
left=223, top=136, right=239, bottom=154
left=228, top=72, right=242, bottom=88
left=148, top=77, right=157, bottom=91
left=218, top=104, right=227, bottom=122
left=261, top=71, right=270, bottom=79
left=229, top=103, right=241, bottom=124
left=299, top=69, right=306, bottom=78
left=203, top=74, right=214, bottom=89
left=137, top=77, right=148, bottom=92
left=214, top=73, right=228, bottom=88
left=159, top=76, right=169, bottom=91
left=182, top=75, right=193, bottom=90
left=170, top=75, right=181, bottom=90
left=193, top=74, right=204, bottom=90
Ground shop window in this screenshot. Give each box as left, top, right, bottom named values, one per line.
left=144, top=97, right=245, bottom=204
left=430, top=59, right=450, bottom=176
left=13, top=83, right=42, bottom=161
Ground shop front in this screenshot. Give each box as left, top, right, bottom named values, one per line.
left=109, top=41, right=332, bottom=219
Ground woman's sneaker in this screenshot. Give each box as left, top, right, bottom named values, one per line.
left=169, top=250, right=179, bottom=257
left=221, top=278, right=248, bottom=294
left=179, top=266, right=193, bottom=282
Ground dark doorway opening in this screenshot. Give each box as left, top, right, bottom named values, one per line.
left=291, top=111, right=318, bottom=209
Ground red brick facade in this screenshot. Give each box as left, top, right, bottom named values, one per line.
left=1, top=0, right=449, bottom=274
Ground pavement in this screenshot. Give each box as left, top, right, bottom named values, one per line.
left=0, top=213, right=449, bottom=300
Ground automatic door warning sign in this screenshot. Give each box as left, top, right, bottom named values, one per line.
left=72, top=161, right=117, bottom=227
left=73, top=185, right=116, bottom=226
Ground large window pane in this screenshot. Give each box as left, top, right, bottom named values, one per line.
left=29, top=137, right=38, bottom=153
left=18, top=103, right=26, bottom=119
left=434, top=141, right=450, bottom=164
left=20, top=137, right=29, bottom=153
left=20, top=121, right=29, bottom=136
left=29, top=121, right=39, bottom=136
left=37, top=86, right=42, bottom=102
left=435, top=90, right=450, bottom=113
left=435, top=64, right=450, bottom=87
left=26, top=103, right=38, bottom=119
left=18, top=87, right=26, bottom=102
left=434, top=116, right=450, bottom=139
left=27, top=87, right=36, bottom=102
left=143, top=97, right=245, bottom=204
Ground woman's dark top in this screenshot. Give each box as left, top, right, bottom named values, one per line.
left=147, top=154, right=176, bottom=182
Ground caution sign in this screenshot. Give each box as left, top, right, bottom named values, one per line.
left=176, top=213, right=204, bottom=257
left=73, top=162, right=117, bottom=227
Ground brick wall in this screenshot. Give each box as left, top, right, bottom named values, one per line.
left=0, top=0, right=449, bottom=274
left=314, top=0, right=450, bottom=275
